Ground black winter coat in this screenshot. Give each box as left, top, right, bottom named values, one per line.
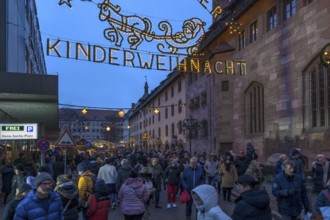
left=312, top=161, right=330, bottom=193
left=235, top=157, right=251, bottom=176
left=232, top=187, right=272, bottom=220
left=164, top=166, right=180, bottom=186
left=272, top=172, right=310, bottom=216
left=117, top=164, right=132, bottom=187
left=2, top=165, right=14, bottom=194
left=2, top=198, right=20, bottom=220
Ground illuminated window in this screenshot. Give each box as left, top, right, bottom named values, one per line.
left=267, top=6, right=277, bottom=32
left=284, top=0, right=296, bottom=20
left=245, top=82, right=264, bottom=135
left=250, top=21, right=258, bottom=43
left=238, top=30, right=246, bottom=50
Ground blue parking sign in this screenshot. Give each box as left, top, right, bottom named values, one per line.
left=27, top=126, right=33, bottom=132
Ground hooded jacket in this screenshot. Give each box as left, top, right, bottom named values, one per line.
left=192, top=184, right=231, bottom=220
left=55, top=182, right=79, bottom=220
left=231, top=187, right=271, bottom=220
left=118, top=177, right=150, bottom=215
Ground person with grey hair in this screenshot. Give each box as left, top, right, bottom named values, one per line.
left=116, top=158, right=132, bottom=191
left=147, top=157, right=165, bottom=209
left=181, top=157, right=205, bottom=220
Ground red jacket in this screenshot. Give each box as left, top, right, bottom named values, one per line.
left=86, top=193, right=111, bottom=220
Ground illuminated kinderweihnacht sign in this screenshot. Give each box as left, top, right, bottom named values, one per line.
left=47, top=38, right=247, bottom=75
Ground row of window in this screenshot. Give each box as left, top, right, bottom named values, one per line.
left=238, top=0, right=314, bottom=51
left=131, top=100, right=184, bottom=133
left=243, top=63, right=330, bottom=135
left=136, top=120, right=209, bottom=140
left=190, top=92, right=207, bottom=111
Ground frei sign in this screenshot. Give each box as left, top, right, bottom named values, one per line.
left=0, top=124, right=38, bottom=140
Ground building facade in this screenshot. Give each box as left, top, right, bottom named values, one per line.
left=129, top=73, right=187, bottom=153
left=59, top=108, right=124, bottom=144
left=0, top=0, right=46, bottom=73
left=0, top=0, right=58, bottom=163
left=187, top=0, right=330, bottom=164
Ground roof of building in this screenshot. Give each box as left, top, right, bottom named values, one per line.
left=59, top=108, right=121, bottom=121
left=129, top=71, right=183, bottom=119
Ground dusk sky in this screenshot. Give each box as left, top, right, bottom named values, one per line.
left=35, top=0, right=213, bottom=110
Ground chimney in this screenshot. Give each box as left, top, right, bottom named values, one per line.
left=131, top=103, right=136, bottom=109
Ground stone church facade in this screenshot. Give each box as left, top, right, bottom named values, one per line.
left=186, top=0, right=330, bottom=165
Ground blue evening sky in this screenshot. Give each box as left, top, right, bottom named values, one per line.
left=36, top=0, right=212, bottom=110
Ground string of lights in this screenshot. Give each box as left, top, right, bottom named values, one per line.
left=59, top=102, right=186, bottom=111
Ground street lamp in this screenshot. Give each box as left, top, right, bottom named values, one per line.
left=177, top=117, right=202, bottom=156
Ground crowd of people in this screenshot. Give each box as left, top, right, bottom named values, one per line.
left=1, top=144, right=330, bottom=219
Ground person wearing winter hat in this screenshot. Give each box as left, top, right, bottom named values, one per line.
left=55, top=174, right=79, bottom=220
left=312, top=154, right=330, bottom=193
left=14, top=172, right=63, bottom=220
left=3, top=183, right=32, bottom=220
left=232, top=175, right=271, bottom=220
left=86, top=179, right=111, bottom=220
left=191, top=184, right=231, bottom=220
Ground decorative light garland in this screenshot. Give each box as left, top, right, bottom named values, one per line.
left=56, top=0, right=215, bottom=55
left=225, top=18, right=242, bottom=34
left=60, top=102, right=188, bottom=116
left=320, top=43, right=330, bottom=68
